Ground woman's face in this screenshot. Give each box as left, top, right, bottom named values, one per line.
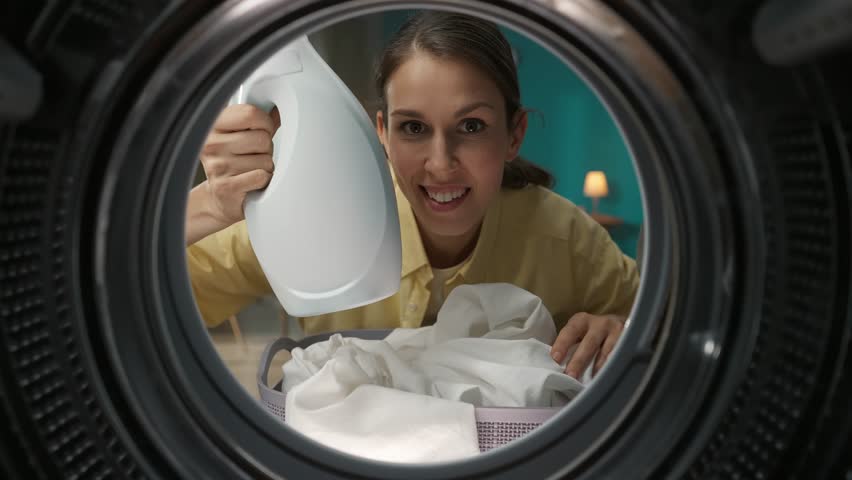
left=376, top=53, right=527, bottom=241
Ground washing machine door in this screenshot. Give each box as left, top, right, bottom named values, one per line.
left=0, top=1, right=850, bottom=479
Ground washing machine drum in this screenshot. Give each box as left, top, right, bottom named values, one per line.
left=0, top=1, right=850, bottom=479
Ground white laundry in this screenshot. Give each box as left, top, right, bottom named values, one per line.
left=282, top=283, right=585, bottom=463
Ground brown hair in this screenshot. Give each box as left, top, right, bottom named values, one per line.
left=375, top=10, right=555, bottom=190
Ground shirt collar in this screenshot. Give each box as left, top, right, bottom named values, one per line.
left=457, top=190, right=501, bottom=283
left=398, top=186, right=430, bottom=277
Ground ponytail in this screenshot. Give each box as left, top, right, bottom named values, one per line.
left=502, top=157, right=555, bottom=190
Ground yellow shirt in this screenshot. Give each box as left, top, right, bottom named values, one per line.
left=187, top=184, right=639, bottom=335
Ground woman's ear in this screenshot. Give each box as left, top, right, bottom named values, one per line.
left=376, top=110, right=389, bottom=158
left=507, top=110, right=528, bottom=162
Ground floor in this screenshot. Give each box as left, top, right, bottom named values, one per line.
left=207, top=295, right=303, bottom=401
left=209, top=333, right=287, bottom=401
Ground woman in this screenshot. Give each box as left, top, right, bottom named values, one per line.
left=185, top=11, right=639, bottom=379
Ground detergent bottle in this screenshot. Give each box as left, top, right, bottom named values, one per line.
left=231, top=35, right=401, bottom=317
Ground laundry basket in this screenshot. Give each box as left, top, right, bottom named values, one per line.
left=257, top=329, right=562, bottom=452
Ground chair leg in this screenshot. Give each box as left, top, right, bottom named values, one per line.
left=279, top=308, right=289, bottom=338
left=228, top=314, right=247, bottom=352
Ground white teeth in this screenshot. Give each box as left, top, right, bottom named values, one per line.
left=426, top=188, right=467, bottom=203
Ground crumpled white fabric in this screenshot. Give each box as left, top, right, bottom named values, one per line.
left=282, top=283, right=584, bottom=463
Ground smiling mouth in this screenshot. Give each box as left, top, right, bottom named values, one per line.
left=419, top=186, right=470, bottom=210
left=422, top=186, right=468, bottom=202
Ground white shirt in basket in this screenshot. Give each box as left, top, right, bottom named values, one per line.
left=281, top=283, right=584, bottom=463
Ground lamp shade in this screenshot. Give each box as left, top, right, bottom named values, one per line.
left=583, top=171, right=609, bottom=198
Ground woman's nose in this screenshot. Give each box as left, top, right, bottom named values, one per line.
left=424, top=134, right=458, bottom=173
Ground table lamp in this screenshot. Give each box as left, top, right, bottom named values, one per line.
left=583, top=170, right=609, bottom=214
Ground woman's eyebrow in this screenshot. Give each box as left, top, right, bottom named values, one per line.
left=454, top=101, right=495, bottom=117
left=391, top=100, right=496, bottom=118
left=389, top=108, right=423, bottom=118
left=390, top=101, right=496, bottom=119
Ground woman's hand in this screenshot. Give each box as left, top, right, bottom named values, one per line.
left=185, top=104, right=280, bottom=245
left=550, top=312, right=626, bottom=380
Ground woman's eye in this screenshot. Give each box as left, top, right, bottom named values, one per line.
left=401, top=121, right=425, bottom=135
left=460, top=119, right=486, bottom=134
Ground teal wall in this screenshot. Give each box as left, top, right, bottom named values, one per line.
left=380, top=12, right=643, bottom=258
left=501, top=28, right=643, bottom=257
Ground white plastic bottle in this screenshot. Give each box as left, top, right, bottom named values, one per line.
left=231, top=36, right=401, bottom=317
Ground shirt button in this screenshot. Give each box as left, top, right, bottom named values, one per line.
left=407, top=303, right=417, bottom=312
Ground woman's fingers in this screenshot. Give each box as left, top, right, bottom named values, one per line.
left=210, top=169, right=273, bottom=198
left=202, top=152, right=274, bottom=179
left=245, top=153, right=275, bottom=174
left=564, top=327, right=606, bottom=379
left=551, top=316, right=587, bottom=364
left=208, top=169, right=273, bottom=222
left=204, top=129, right=274, bottom=156
left=240, top=168, right=274, bottom=191
left=552, top=313, right=627, bottom=380
left=592, top=322, right=623, bottom=377
left=192, top=103, right=280, bottom=228
left=214, top=103, right=278, bottom=135
left=270, top=105, right=281, bottom=131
